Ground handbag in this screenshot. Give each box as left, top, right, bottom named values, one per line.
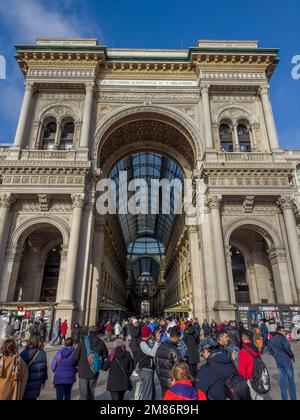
left=115, top=358, right=133, bottom=392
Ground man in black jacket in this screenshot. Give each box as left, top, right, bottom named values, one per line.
left=128, top=319, right=140, bottom=376
left=72, top=325, right=108, bottom=400
left=156, top=326, right=183, bottom=397
left=197, top=341, right=251, bottom=401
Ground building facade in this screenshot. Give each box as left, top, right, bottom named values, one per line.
left=0, top=38, right=300, bottom=332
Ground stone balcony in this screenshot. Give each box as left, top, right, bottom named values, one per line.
left=20, top=149, right=78, bottom=161
left=218, top=152, right=273, bottom=162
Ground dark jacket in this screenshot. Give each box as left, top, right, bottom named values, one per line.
left=21, top=348, right=48, bottom=400
left=268, top=333, right=295, bottom=368
left=261, top=323, right=269, bottom=338
left=156, top=341, right=182, bottom=391
left=72, top=326, right=82, bottom=344
left=103, top=348, right=134, bottom=392
left=202, top=323, right=211, bottom=337
left=129, top=325, right=140, bottom=353
left=51, top=346, right=77, bottom=386
left=184, top=326, right=200, bottom=365
left=226, top=326, right=240, bottom=347
left=196, top=350, right=237, bottom=401
left=72, top=334, right=108, bottom=379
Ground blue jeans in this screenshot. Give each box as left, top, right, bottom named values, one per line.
left=56, top=384, right=73, bottom=401
left=278, top=364, right=297, bottom=401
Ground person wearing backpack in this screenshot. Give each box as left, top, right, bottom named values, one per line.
left=72, top=325, right=108, bottom=400
left=238, top=330, right=270, bottom=400
left=0, top=339, right=28, bottom=400
left=196, top=341, right=252, bottom=401
left=103, top=339, right=134, bottom=400
left=51, top=337, right=77, bottom=400
left=20, top=334, right=48, bottom=400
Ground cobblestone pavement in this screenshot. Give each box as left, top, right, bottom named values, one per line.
left=36, top=339, right=300, bottom=401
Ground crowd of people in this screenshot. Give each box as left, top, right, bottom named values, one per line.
left=0, top=316, right=298, bottom=401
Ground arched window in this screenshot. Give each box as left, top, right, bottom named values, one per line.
left=219, top=121, right=233, bottom=152
left=296, top=164, right=300, bottom=186
left=237, top=123, right=251, bottom=152
left=60, top=120, right=75, bottom=150
left=42, top=120, right=57, bottom=150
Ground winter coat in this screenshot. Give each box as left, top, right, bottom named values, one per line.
left=210, top=324, right=219, bottom=339
left=260, top=323, right=269, bottom=338
left=72, top=334, right=108, bottom=379
left=129, top=326, right=140, bottom=353
left=238, top=342, right=261, bottom=381
left=164, top=380, right=207, bottom=401
left=72, top=326, right=82, bottom=344
left=0, top=355, right=28, bottom=400
left=184, top=327, right=200, bottom=365
left=103, top=348, right=134, bottom=392
left=202, top=323, right=211, bottom=337
left=268, top=334, right=295, bottom=368
left=226, top=326, right=240, bottom=347
left=54, top=320, right=61, bottom=334
left=114, top=323, right=122, bottom=336
left=61, top=322, right=68, bottom=336
left=193, top=322, right=201, bottom=337
left=156, top=341, right=183, bottom=391
left=196, top=349, right=237, bottom=401
left=51, top=347, right=77, bottom=386
left=20, top=348, right=48, bottom=400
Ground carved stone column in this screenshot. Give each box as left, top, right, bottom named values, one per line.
left=232, top=123, right=240, bottom=152
left=259, top=85, right=280, bottom=151
left=200, top=84, right=214, bottom=150
left=61, top=194, right=86, bottom=304
left=79, top=83, right=95, bottom=152
left=187, top=225, right=206, bottom=320
left=13, top=82, right=35, bottom=150
left=246, top=261, right=259, bottom=304
left=0, top=245, right=24, bottom=302
left=0, top=193, right=16, bottom=277
left=208, top=196, right=236, bottom=319
left=225, top=245, right=236, bottom=304
left=268, top=247, right=294, bottom=304
left=277, top=195, right=300, bottom=299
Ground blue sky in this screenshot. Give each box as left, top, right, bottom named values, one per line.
left=0, top=0, right=299, bottom=148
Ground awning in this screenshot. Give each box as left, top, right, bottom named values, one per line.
left=163, top=306, right=191, bottom=314
left=98, top=303, right=128, bottom=312
left=0, top=303, right=56, bottom=311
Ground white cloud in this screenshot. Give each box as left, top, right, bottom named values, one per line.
left=0, top=0, right=91, bottom=42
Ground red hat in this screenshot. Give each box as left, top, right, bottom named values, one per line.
left=141, top=326, right=152, bottom=339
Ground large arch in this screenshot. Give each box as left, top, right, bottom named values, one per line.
left=224, top=217, right=283, bottom=250
left=11, top=216, right=70, bottom=248
left=93, top=105, right=204, bottom=175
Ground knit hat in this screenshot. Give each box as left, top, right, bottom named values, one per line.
left=141, top=326, right=152, bottom=339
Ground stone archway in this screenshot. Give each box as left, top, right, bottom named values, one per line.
left=224, top=219, right=294, bottom=305
left=0, top=218, right=70, bottom=303
left=93, top=105, right=204, bottom=177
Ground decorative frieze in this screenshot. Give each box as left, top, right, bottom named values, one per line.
left=28, top=68, right=96, bottom=79
left=96, top=91, right=200, bottom=103
left=243, top=196, right=255, bottom=213
left=201, top=70, right=267, bottom=83
left=38, top=194, right=49, bottom=212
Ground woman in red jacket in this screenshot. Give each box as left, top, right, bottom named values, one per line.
left=164, top=363, right=207, bottom=401
left=60, top=320, right=68, bottom=344
left=238, top=330, right=264, bottom=400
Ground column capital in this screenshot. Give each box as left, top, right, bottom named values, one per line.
left=208, top=195, right=222, bottom=210
left=268, top=247, right=287, bottom=265
left=259, top=84, right=270, bottom=96
left=200, top=84, right=210, bottom=95
left=24, top=81, right=35, bottom=93
left=5, top=245, right=24, bottom=262
left=71, top=193, right=86, bottom=209
left=277, top=196, right=295, bottom=212
left=85, top=82, right=95, bottom=92
left=0, top=193, right=16, bottom=209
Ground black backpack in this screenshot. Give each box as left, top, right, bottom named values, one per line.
left=207, top=365, right=252, bottom=401
left=244, top=348, right=271, bottom=395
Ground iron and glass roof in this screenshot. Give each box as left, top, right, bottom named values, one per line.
left=110, top=152, right=184, bottom=247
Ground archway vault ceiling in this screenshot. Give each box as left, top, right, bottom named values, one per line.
left=99, top=118, right=196, bottom=169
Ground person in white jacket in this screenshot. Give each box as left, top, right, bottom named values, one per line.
left=114, top=322, right=122, bottom=339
